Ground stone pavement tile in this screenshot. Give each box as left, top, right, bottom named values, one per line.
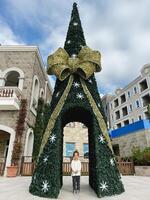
left=0, top=176, right=150, bottom=200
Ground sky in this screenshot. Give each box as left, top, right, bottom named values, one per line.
left=0, top=0, right=150, bottom=95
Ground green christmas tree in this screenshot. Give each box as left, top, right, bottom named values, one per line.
left=29, top=3, right=125, bottom=198
left=32, top=98, right=51, bottom=161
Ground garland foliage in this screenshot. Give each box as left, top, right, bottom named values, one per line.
left=32, top=97, right=51, bottom=161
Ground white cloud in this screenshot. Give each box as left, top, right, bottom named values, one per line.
left=80, top=0, right=150, bottom=93
left=0, top=17, right=23, bottom=45
left=48, top=76, right=55, bottom=90
left=1, top=0, right=150, bottom=94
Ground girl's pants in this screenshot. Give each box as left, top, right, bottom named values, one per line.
left=72, top=176, right=80, bottom=190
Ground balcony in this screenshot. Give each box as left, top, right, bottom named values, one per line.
left=0, top=87, right=22, bottom=110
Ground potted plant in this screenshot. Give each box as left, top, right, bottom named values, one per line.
left=132, top=147, right=150, bottom=176
left=7, top=164, right=19, bottom=177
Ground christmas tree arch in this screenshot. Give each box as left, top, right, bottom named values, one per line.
left=29, top=3, right=125, bottom=198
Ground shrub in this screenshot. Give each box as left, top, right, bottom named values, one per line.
left=132, top=147, right=150, bottom=166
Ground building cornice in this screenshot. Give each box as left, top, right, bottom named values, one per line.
left=0, top=45, right=53, bottom=93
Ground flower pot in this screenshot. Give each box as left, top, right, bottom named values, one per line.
left=7, top=166, right=18, bottom=177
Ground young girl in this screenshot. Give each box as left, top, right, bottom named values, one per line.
left=71, top=150, right=81, bottom=193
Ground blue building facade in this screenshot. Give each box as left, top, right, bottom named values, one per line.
left=110, top=119, right=150, bottom=138
left=109, top=119, right=150, bottom=157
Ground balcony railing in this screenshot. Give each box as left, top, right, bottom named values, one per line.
left=0, top=86, right=22, bottom=110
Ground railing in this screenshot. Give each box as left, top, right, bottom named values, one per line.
left=0, top=86, right=21, bottom=99
left=63, top=162, right=89, bottom=176
left=20, top=156, right=135, bottom=176
left=116, top=156, right=135, bottom=175
left=20, top=156, right=35, bottom=176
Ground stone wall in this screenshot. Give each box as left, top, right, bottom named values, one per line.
left=63, top=122, right=88, bottom=157
left=112, top=129, right=150, bottom=157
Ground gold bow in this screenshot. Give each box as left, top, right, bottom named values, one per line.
left=47, top=46, right=101, bottom=81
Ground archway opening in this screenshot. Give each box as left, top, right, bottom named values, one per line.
left=60, top=106, right=95, bottom=190
left=0, top=130, right=10, bottom=175
left=5, top=71, right=20, bottom=87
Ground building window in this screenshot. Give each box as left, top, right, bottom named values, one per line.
left=115, top=110, right=120, bottom=120
left=133, top=86, right=137, bottom=94
left=122, top=106, right=128, bottom=116
left=138, top=115, right=142, bottom=121
left=5, top=71, right=20, bottom=87
left=127, top=91, right=131, bottom=98
left=116, top=123, right=121, bottom=128
left=120, top=94, right=126, bottom=104
left=142, top=94, right=150, bottom=107
left=135, top=100, right=140, bottom=108
left=83, top=143, right=89, bottom=158
left=131, top=118, right=134, bottom=123
left=40, top=88, right=44, bottom=98
left=144, top=111, right=149, bottom=119
left=66, top=143, right=75, bottom=157
left=114, top=99, right=119, bottom=108
left=139, top=79, right=148, bottom=92
left=129, top=104, right=133, bottom=112
left=30, top=75, right=40, bottom=113
left=124, top=119, right=129, bottom=126
left=113, top=144, right=120, bottom=156
left=112, top=114, right=113, bottom=120
left=110, top=103, right=113, bottom=109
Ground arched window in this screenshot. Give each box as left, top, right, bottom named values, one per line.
left=40, top=88, right=44, bottom=99
left=30, top=75, right=40, bottom=114
left=34, top=79, right=39, bottom=101
left=5, top=71, right=20, bottom=87
left=24, top=129, right=34, bottom=161
left=2, top=67, right=24, bottom=90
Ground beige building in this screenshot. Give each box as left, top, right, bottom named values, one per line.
left=102, top=64, right=150, bottom=157
left=63, top=122, right=88, bottom=161
left=0, top=45, right=52, bottom=175
left=102, top=64, right=150, bottom=130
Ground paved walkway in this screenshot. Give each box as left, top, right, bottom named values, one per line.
left=0, top=176, right=150, bottom=200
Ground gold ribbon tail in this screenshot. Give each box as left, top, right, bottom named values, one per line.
left=38, top=75, right=74, bottom=159
left=80, top=78, right=113, bottom=153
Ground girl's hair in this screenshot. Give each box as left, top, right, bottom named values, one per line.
left=73, top=150, right=79, bottom=157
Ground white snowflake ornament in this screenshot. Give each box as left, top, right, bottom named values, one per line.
left=98, top=103, right=101, bottom=107
left=49, top=134, right=56, bottom=143
left=43, top=156, right=48, bottom=163
left=110, top=158, right=115, bottom=166
left=73, top=22, right=78, bottom=26
left=55, top=92, right=59, bottom=97
left=67, top=40, right=71, bottom=44
left=73, top=82, right=80, bottom=88
left=33, top=174, right=36, bottom=180
left=76, top=93, right=84, bottom=99
left=41, top=180, right=49, bottom=192
left=98, top=135, right=105, bottom=143
left=88, top=79, right=92, bottom=84
left=100, top=181, right=108, bottom=191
